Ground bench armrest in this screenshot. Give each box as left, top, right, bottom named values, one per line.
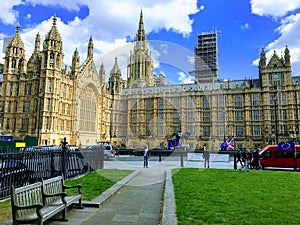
left=63, top=184, right=82, bottom=194
left=43, top=192, right=67, bottom=205
left=14, top=203, right=43, bottom=211
left=43, top=192, right=67, bottom=198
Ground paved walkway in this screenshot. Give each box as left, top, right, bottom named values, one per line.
left=45, top=159, right=179, bottom=225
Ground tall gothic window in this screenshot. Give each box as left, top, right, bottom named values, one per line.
left=25, top=85, right=32, bottom=96
left=23, top=101, right=30, bottom=113
left=252, top=94, right=260, bottom=106
left=21, top=118, right=29, bottom=131
left=79, top=86, right=97, bottom=132
left=234, top=95, right=243, bottom=107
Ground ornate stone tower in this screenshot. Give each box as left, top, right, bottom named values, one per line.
left=109, top=57, right=124, bottom=96
left=127, top=9, right=153, bottom=88
left=259, top=46, right=293, bottom=143
left=259, top=46, right=292, bottom=88
left=1, top=24, right=27, bottom=135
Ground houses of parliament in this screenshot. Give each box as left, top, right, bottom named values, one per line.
left=1, top=10, right=300, bottom=150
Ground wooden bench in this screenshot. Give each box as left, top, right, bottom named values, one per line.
left=42, top=175, right=83, bottom=209
left=11, top=182, right=67, bottom=225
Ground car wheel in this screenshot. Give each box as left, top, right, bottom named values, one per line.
left=104, top=155, right=109, bottom=160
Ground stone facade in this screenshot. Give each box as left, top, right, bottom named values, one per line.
left=1, top=12, right=300, bottom=150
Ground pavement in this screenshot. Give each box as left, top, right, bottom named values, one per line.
left=5, top=155, right=234, bottom=225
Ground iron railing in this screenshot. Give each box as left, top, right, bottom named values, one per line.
left=0, top=147, right=104, bottom=199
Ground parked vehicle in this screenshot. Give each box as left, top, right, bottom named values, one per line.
left=259, top=145, right=300, bottom=169
left=87, top=144, right=115, bottom=160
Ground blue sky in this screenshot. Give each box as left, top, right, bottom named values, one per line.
left=0, top=0, right=300, bottom=83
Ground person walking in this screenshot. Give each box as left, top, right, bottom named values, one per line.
left=252, top=149, right=260, bottom=170
left=236, top=150, right=244, bottom=168
left=144, top=145, right=150, bottom=168
left=203, top=145, right=210, bottom=168
left=239, top=150, right=249, bottom=172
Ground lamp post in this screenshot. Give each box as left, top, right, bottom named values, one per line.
left=37, top=89, right=44, bottom=145
left=110, top=104, right=113, bottom=144
left=273, top=95, right=279, bottom=144
left=290, top=128, right=297, bottom=171
left=264, top=127, right=269, bottom=145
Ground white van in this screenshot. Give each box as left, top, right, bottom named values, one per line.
left=87, top=144, right=115, bottom=160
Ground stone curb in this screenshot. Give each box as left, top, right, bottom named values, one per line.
left=161, top=169, right=178, bottom=225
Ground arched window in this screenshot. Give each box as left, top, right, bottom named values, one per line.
left=56, top=54, right=60, bottom=67
left=12, top=59, right=16, bottom=68
left=50, top=52, right=54, bottom=65
left=79, top=86, right=97, bottom=132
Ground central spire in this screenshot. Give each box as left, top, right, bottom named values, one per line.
left=127, top=9, right=153, bottom=88
left=136, top=9, right=146, bottom=43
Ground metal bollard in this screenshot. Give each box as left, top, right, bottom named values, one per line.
left=180, top=152, right=184, bottom=167
left=234, top=153, right=237, bottom=169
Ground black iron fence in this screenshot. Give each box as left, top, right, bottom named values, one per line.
left=0, top=147, right=104, bottom=199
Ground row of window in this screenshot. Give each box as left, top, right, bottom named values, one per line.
left=4, top=117, right=71, bottom=132
left=131, top=92, right=297, bottom=111
left=5, top=80, right=71, bottom=99
left=129, top=124, right=262, bottom=138
left=5, top=99, right=72, bottom=115
left=130, top=108, right=294, bottom=123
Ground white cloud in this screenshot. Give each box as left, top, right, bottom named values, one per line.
left=251, top=0, right=300, bottom=17
left=0, top=0, right=23, bottom=25
left=0, top=0, right=199, bottom=77
left=25, top=14, right=31, bottom=20
left=241, top=23, right=250, bottom=30
left=178, top=71, right=193, bottom=84
left=250, top=1, right=300, bottom=75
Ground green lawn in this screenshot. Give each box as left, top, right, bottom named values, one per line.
left=0, top=169, right=133, bottom=223
left=65, top=169, right=133, bottom=201
left=172, top=169, right=300, bottom=225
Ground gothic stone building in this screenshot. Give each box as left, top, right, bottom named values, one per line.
left=1, top=12, right=300, bottom=150
left=0, top=17, right=114, bottom=146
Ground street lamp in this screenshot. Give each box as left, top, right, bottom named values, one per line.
left=289, top=128, right=297, bottom=171
left=110, top=103, right=113, bottom=143
left=264, top=127, right=269, bottom=145
left=273, top=95, right=279, bottom=144
left=37, top=89, right=44, bottom=145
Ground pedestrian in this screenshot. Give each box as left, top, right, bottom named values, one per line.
left=247, top=150, right=253, bottom=170
left=252, top=149, right=260, bottom=170
left=144, top=145, right=150, bottom=168
left=203, top=145, right=210, bottom=168
left=239, top=150, right=249, bottom=172
left=235, top=150, right=244, bottom=167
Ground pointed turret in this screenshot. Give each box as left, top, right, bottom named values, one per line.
left=42, top=16, right=63, bottom=69
left=284, top=45, right=291, bottom=66
left=27, top=32, right=41, bottom=73
left=109, top=57, right=122, bottom=95
left=34, top=33, right=41, bottom=53
left=111, top=57, right=121, bottom=75
left=72, top=48, right=80, bottom=76
left=87, top=36, right=93, bottom=59
left=99, top=62, right=106, bottom=85
left=259, top=48, right=266, bottom=70
left=4, top=24, right=26, bottom=74
left=7, top=24, right=24, bottom=51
